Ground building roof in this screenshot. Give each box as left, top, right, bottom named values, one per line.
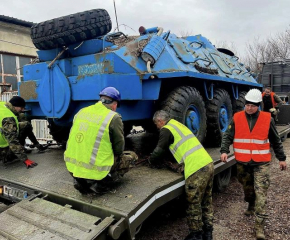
left=0, top=15, right=35, bottom=27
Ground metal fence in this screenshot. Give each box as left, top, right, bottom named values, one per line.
left=31, top=120, right=53, bottom=141
left=1, top=91, right=18, bottom=102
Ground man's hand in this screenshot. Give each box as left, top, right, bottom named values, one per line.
left=279, top=161, right=287, bottom=171
left=220, top=153, right=228, bottom=163
left=24, top=159, right=38, bottom=169
left=269, top=108, right=278, bottom=115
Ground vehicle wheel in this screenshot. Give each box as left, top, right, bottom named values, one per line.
left=160, top=86, right=207, bottom=143
left=47, top=121, right=70, bottom=147
left=31, top=9, right=112, bottom=50
left=206, top=88, right=233, bottom=147
left=232, top=91, right=247, bottom=113
left=213, top=167, right=232, bottom=193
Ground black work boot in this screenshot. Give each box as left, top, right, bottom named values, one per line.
left=184, top=231, right=203, bottom=240
left=89, top=182, right=110, bottom=194
left=203, top=226, right=213, bottom=240
left=73, top=178, right=91, bottom=194
left=245, top=202, right=255, bottom=216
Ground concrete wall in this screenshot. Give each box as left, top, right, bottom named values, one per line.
left=0, top=21, right=37, bottom=57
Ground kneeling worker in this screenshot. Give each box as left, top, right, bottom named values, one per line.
left=149, top=110, right=214, bottom=240
left=64, top=87, right=137, bottom=194
left=0, top=96, right=41, bottom=168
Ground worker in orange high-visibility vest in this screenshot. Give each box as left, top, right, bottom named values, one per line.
left=262, top=87, right=284, bottom=122
left=220, top=89, right=287, bottom=240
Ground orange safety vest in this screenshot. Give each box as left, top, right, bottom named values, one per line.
left=233, top=111, right=271, bottom=163
left=262, top=92, right=277, bottom=108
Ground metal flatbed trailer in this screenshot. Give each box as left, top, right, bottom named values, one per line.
left=0, top=125, right=289, bottom=240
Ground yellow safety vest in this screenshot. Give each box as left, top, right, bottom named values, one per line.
left=64, top=102, right=117, bottom=180
left=0, top=102, right=19, bottom=148
left=163, top=119, right=213, bottom=179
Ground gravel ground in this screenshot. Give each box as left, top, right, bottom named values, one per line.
left=135, top=138, right=290, bottom=240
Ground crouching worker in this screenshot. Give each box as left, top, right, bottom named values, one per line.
left=148, top=110, right=214, bottom=240
left=64, top=87, right=138, bottom=194
left=0, top=96, right=39, bottom=168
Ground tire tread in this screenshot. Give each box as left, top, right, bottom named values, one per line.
left=31, top=9, right=112, bottom=50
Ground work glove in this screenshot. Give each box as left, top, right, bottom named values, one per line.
left=24, top=159, right=38, bottom=169
left=269, top=108, right=277, bottom=115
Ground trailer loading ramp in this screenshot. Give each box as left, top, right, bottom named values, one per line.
left=0, top=146, right=234, bottom=240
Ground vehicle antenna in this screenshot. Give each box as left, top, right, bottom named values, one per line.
left=113, top=0, right=119, bottom=32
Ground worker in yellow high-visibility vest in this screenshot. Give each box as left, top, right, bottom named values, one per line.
left=0, top=96, right=46, bottom=169
left=149, top=110, right=214, bottom=240
left=64, top=87, right=137, bottom=194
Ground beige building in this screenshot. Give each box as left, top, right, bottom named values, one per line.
left=0, top=15, right=37, bottom=92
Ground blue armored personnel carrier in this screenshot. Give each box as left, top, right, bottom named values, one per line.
left=20, top=9, right=262, bottom=146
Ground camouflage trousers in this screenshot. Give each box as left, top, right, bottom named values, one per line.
left=111, top=151, right=138, bottom=178
left=185, top=162, right=214, bottom=232
left=236, top=162, right=270, bottom=220
left=0, top=147, right=16, bottom=163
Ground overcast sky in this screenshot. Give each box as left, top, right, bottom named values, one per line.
left=1, top=0, right=289, bottom=58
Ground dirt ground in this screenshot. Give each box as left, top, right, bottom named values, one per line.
left=135, top=138, right=290, bottom=240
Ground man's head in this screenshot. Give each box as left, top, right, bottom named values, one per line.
left=264, top=87, right=272, bottom=96
left=244, top=89, right=262, bottom=115
left=9, top=96, right=26, bottom=113
left=153, top=110, right=171, bottom=129
left=99, top=87, right=121, bottom=112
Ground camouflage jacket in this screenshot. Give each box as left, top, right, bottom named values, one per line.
left=0, top=103, right=27, bottom=162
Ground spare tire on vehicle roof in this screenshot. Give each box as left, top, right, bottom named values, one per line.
left=31, top=9, right=112, bottom=50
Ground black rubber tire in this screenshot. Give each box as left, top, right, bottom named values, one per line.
left=47, top=121, right=70, bottom=147
left=160, top=86, right=207, bottom=143
left=206, top=88, right=233, bottom=147
left=213, top=167, right=232, bottom=193
left=31, top=9, right=112, bottom=50
left=233, top=91, right=247, bottom=114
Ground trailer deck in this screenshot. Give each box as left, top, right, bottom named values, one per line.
left=0, top=124, right=289, bottom=239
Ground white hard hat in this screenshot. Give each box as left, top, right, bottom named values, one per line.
left=245, top=89, right=262, bottom=103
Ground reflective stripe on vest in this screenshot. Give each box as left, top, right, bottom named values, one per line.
left=64, top=157, right=112, bottom=171
left=64, top=102, right=117, bottom=180
left=233, top=111, right=271, bottom=162
left=0, top=102, right=19, bottom=148
left=90, top=111, right=116, bottom=165
left=163, top=119, right=212, bottom=179
left=234, top=148, right=270, bottom=155
left=234, top=139, right=269, bottom=144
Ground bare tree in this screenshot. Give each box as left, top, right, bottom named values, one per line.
left=244, top=27, right=290, bottom=74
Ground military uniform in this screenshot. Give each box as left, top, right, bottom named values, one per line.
left=262, top=92, right=283, bottom=122
left=0, top=102, right=27, bottom=163
left=0, top=101, right=45, bottom=164
left=150, top=119, right=214, bottom=239
left=221, top=110, right=286, bottom=229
